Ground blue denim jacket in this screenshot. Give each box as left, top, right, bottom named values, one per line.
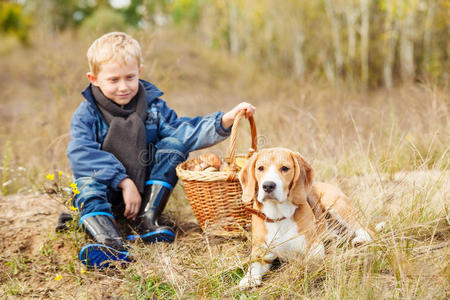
left=67, top=79, right=231, bottom=189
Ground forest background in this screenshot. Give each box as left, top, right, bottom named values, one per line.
left=0, top=0, right=448, bottom=298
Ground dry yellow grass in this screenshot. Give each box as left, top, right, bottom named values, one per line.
left=0, top=28, right=448, bottom=298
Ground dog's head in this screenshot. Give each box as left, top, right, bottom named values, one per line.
left=239, top=147, right=314, bottom=205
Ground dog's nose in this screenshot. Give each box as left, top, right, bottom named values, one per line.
left=262, top=181, right=276, bottom=193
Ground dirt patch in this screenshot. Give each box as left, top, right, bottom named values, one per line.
left=0, top=194, right=66, bottom=258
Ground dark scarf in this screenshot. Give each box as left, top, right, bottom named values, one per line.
left=92, top=83, right=148, bottom=194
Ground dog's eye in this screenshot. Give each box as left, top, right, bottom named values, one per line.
left=257, top=166, right=264, bottom=171
left=281, top=166, right=290, bottom=172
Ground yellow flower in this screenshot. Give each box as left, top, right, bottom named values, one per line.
left=58, top=171, right=62, bottom=176
left=46, top=173, right=55, bottom=181
left=80, top=202, right=84, bottom=209
left=54, top=274, right=63, bottom=281
left=70, top=205, right=78, bottom=211
left=70, top=183, right=80, bottom=195
left=81, top=268, right=86, bottom=275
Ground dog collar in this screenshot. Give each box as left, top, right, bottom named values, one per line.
left=245, top=207, right=287, bottom=223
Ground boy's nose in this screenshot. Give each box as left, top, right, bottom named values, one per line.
left=118, top=80, right=128, bottom=91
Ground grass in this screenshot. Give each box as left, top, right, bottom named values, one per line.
left=0, top=28, right=448, bottom=298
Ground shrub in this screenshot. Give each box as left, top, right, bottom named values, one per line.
left=79, top=6, right=128, bottom=37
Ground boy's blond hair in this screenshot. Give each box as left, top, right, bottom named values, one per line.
left=87, top=32, right=143, bottom=75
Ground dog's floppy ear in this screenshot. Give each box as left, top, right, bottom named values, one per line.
left=289, top=151, right=314, bottom=205
left=239, top=152, right=258, bottom=203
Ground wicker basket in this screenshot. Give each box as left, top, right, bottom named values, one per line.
left=176, top=111, right=257, bottom=236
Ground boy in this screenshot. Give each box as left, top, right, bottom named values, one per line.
left=67, top=32, right=255, bottom=268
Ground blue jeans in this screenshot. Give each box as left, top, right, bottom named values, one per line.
left=73, top=137, right=188, bottom=218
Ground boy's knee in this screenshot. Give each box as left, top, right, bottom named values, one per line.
left=72, top=177, right=112, bottom=216
left=73, top=177, right=109, bottom=198
left=156, top=137, right=188, bottom=154
left=155, top=137, right=188, bottom=165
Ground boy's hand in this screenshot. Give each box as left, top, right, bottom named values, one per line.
left=221, top=102, right=256, bottom=129
left=118, top=178, right=142, bottom=221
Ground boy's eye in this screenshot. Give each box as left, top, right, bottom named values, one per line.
left=127, top=75, right=135, bottom=79
left=109, top=78, right=118, bottom=82
left=257, top=166, right=264, bottom=171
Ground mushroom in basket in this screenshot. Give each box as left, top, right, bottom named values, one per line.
left=220, top=157, right=248, bottom=172
left=185, top=153, right=222, bottom=171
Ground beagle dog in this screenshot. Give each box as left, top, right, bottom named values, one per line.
left=238, top=147, right=373, bottom=289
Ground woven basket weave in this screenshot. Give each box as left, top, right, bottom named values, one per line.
left=176, top=111, right=257, bottom=235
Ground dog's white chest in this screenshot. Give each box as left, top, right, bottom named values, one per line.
left=260, top=198, right=308, bottom=255
left=265, top=219, right=307, bottom=255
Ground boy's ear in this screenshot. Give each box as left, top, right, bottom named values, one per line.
left=139, top=64, right=144, bottom=75
left=87, top=72, right=98, bottom=86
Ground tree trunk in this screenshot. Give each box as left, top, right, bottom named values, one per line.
left=423, top=1, right=436, bottom=73
left=360, top=0, right=370, bottom=88
left=383, top=4, right=399, bottom=89
left=324, top=0, right=344, bottom=77
left=399, top=11, right=415, bottom=82
left=228, top=1, right=240, bottom=55
left=344, top=2, right=359, bottom=70
left=293, top=30, right=305, bottom=77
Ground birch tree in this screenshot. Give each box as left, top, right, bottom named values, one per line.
left=324, top=0, right=344, bottom=81
left=423, top=0, right=435, bottom=74
left=228, top=0, right=240, bottom=55
left=398, top=0, right=419, bottom=82
left=174, top=0, right=448, bottom=87
left=381, top=0, right=400, bottom=88
left=344, top=0, right=360, bottom=82
left=277, top=0, right=309, bottom=77
left=360, top=0, right=370, bottom=88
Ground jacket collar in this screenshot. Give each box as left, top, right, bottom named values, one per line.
left=81, top=79, right=164, bottom=107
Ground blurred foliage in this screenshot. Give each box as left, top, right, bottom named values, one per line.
left=79, top=6, right=128, bottom=36
left=50, top=0, right=85, bottom=29
left=118, top=0, right=144, bottom=27
left=7, top=0, right=450, bottom=87
left=171, top=0, right=203, bottom=26
left=29, top=0, right=172, bottom=30
left=0, top=2, right=32, bottom=42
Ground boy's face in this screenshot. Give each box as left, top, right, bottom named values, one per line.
left=87, top=60, right=143, bottom=106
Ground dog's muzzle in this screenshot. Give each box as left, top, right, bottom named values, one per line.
left=262, top=181, right=276, bottom=193
left=258, top=180, right=281, bottom=202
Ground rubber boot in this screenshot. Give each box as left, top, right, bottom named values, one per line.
left=55, top=211, right=74, bottom=232
left=127, top=183, right=175, bottom=243
left=78, top=213, right=131, bottom=268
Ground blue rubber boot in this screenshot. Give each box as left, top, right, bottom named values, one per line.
left=127, top=181, right=175, bottom=243
left=78, top=213, right=131, bottom=269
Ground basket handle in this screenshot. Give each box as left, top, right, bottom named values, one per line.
left=225, top=110, right=258, bottom=174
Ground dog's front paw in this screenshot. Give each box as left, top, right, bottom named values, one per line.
left=352, top=228, right=372, bottom=247
left=239, top=274, right=262, bottom=290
